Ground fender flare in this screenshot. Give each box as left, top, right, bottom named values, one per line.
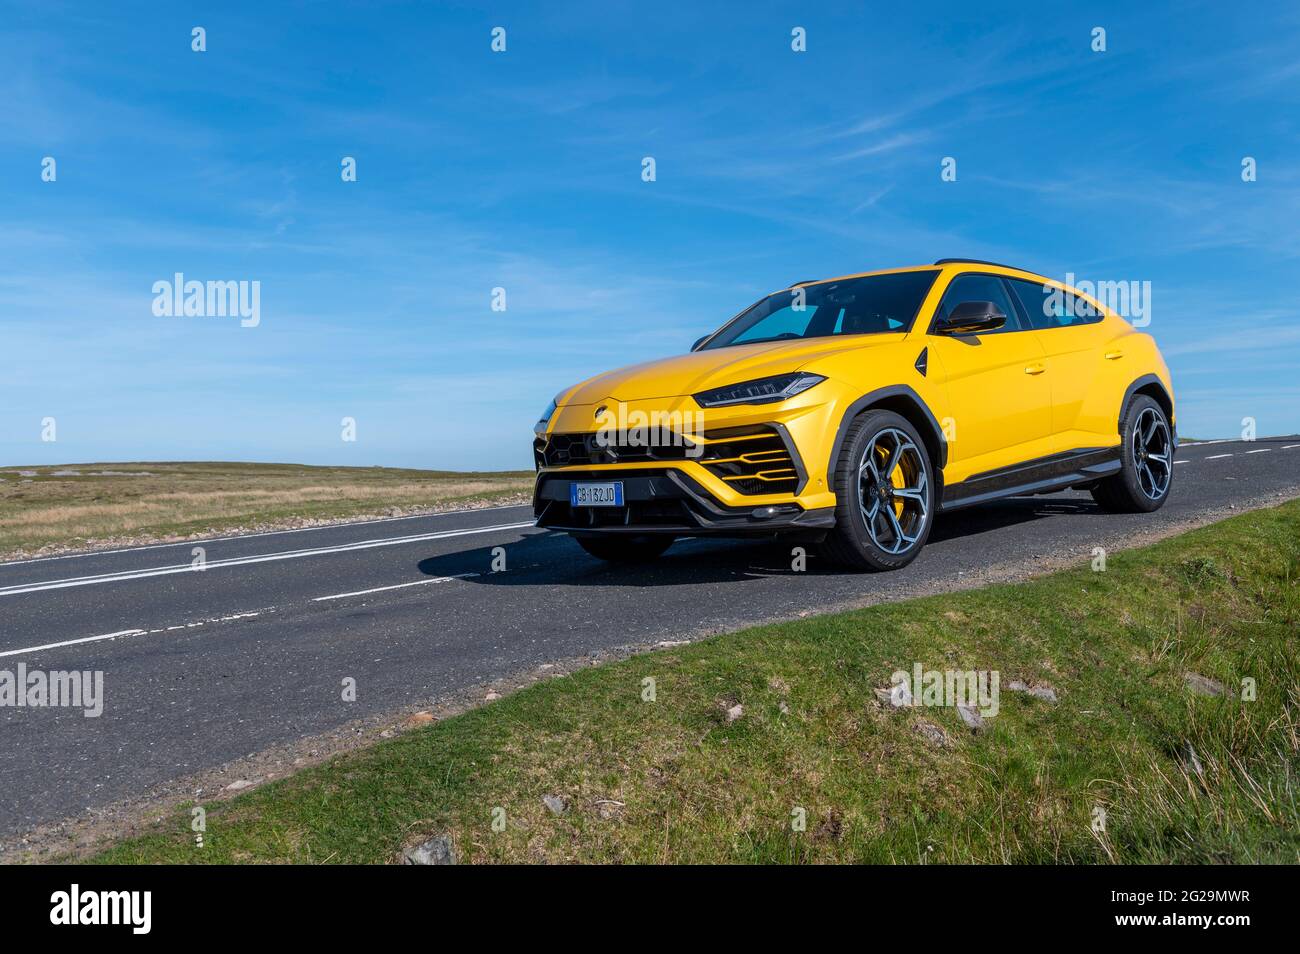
left=824, top=385, right=948, bottom=485
left=1120, top=374, right=1177, bottom=445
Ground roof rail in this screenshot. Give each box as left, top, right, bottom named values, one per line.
left=933, top=257, right=1017, bottom=268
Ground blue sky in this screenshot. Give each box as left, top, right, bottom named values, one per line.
left=2, top=0, right=1298, bottom=470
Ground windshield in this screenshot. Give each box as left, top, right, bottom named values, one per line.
left=700, top=270, right=939, bottom=350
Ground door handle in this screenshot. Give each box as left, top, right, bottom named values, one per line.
left=1024, top=363, right=1046, bottom=375
left=1104, top=350, right=1124, bottom=360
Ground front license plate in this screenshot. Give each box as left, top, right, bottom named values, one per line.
left=570, top=481, right=624, bottom=507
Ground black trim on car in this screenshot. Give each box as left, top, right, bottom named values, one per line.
left=933, top=257, right=1020, bottom=268
left=939, top=446, right=1122, bottom=511
left=1121, top=374, right=1178, bottom=448
left=824, top=385, right=948, bottom=483
left=533, top=468, right=835, bottom=538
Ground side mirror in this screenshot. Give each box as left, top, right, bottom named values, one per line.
left=691, top=335, right=709, bottom=351
left=937, top=300, right=1006, bottom=335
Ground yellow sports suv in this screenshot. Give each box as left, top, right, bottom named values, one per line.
left=533, top=259, right=1176, bottom=570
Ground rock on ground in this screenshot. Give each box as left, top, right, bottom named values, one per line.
left=403, top=834, right=456, bottom=865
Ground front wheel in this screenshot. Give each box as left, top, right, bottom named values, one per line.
left=820, top=410, right=936, bottom=571
left=573, top=533, right=674, bottom=563
left=1090, top=394, right=1174, bottom=513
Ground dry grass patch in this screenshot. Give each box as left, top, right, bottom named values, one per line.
left=0, top=461, right=533, bottom=557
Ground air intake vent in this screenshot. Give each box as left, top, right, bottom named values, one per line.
left=699, top=426, right=799, bottom=496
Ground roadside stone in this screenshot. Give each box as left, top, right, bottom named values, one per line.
left=726, top=704, right=744, bottom=723
left=543, top=794, right=568, bottom=815
left=1184, top=672, right=1227, bottom=697
left=956, top=703, right=984, bottom=732
left=913, top=719, right=952, bottom=749
left=874, top=682, right=912, bottom=708
left=403, top=834, right=456, bottom=865
left=485, top=691, right=501, bottom=701
left=224, top=778, right=254, bottom=791
left=1007, top=680, right=1058, bottom=703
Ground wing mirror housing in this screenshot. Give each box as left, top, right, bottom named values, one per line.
left=938, top=300, right=1006, bottom=335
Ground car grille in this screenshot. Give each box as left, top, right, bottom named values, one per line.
left=535, top=424, right=800, bottom=496
left=697, top=426, right=800, bottom=495
left=534, top=432, right=696, bottom=468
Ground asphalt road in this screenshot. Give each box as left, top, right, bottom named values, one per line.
left=1, top=437, right=1297, bottom=840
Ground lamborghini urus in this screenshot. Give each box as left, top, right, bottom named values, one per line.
left=532, top=259, right=1176, bottom=570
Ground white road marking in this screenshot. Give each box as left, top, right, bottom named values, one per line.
left=147, top=610, right=266, bottom=633
left=0, top=503, right=533, bottom=568
left=1283, top=444, right=1299, bottom=450
left=1246, top=449, right=1271, bottom=454
left=1204, top=454, right=1233, bottom=460
left=312, top=573, right=479, bottom=602
left=0, top=610, right=274, bottom=659
left=0, top=522, right=537, bottom=598
left=0, top=628, right=146, bottom=659
left=1174, top=460, right=1189, bottom=465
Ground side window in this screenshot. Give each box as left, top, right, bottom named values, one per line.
left=1009, top=278, right=1103, bottom=330
left=932, top=274, right=1023, bottom=334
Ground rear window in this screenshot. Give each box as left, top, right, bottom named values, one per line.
left=1009, top=278, right=1103, bottom=330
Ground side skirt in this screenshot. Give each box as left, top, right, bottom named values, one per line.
left=939, top=446, right=1122, bottom=512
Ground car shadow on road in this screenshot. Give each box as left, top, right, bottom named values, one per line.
left=416, top=494, right=1107, bottom=586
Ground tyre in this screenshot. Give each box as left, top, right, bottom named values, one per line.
left=820, top=409, right=936, bottom=571
left=573, top=533, right=674, bottom=563
left=1090, top=394, right=1174, bottom=513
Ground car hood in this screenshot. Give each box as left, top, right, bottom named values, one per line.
left=557, top=334, right=904, bottom=405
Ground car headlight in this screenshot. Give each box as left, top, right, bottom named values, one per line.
left=693, top=372, right=826, bottom=408
left=534, top=399, right=558, bottom=438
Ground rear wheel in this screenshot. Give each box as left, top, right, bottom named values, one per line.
left=573, top=533, right=674, bottom=563
left=1090, top=394, right=1173, bottom=513
left=820, top=410, right=935, bottom=571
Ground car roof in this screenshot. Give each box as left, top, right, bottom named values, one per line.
left=786, top=260, right=1048, bottom=291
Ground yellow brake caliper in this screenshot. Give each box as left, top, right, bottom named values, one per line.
left=876, top=445, right=906, bottom=520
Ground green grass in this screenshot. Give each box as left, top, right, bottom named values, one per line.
left=87, top=500, right=1300, bottom=864
left=0, top=461, right=533, bottom=558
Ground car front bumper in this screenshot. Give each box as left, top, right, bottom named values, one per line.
left=533, top=467, right=835, bottom=537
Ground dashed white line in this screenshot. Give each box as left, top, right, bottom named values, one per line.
left=0, top=628, right=146, bottom=660
left=1174, top=460, right=1189, bottom=465
left=0, top=522, right=536, bottom=598
left=148, top=611, right=266, bottom=634
left=0, top=610, right=274, bottom=659
left=1246, top=449, right=1271, bottom=454
left=312, top=573, right=479, bottom=602
left=1283, top=444, right=1299, bottom=450
left=1204, top=454, right=1233, bottom=460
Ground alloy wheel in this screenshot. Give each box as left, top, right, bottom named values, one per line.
left=1131, top=406, right=1172, bottom=500
left=857, top=427, right=929, bottom=555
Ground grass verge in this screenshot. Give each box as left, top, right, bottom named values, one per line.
left=0, top=461, right=533, bottom=559
left=89, top=500, right=1299, bottom=864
